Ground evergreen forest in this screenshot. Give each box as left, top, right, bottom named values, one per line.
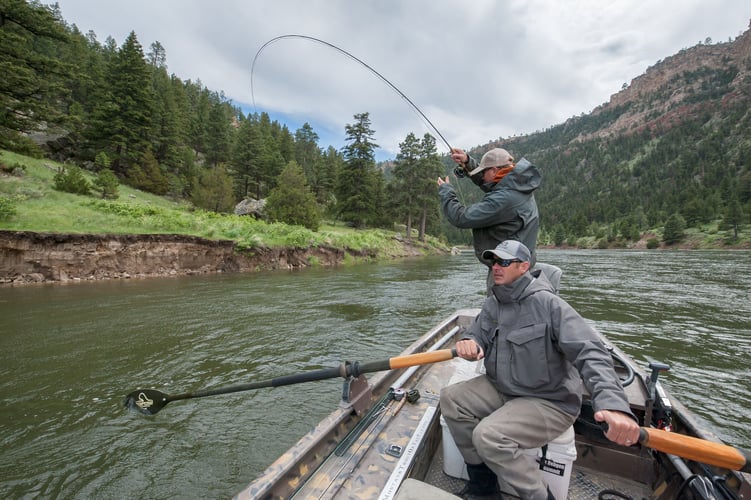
left=2, top=1, right=749, bottom=249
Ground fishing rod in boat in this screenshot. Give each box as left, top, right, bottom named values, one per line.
left=251, top=35, right=470, bottom=179
left=123, top=348, right=458, bottom=416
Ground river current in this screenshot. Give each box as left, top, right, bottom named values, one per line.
left=0, top=249, right=749, bottom=499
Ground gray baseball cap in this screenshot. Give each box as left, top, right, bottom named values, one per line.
left=482, top=240, right=531, bottom=262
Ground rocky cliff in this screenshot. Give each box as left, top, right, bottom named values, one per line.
left=586, top=21, right=751, bottom=139
left=0, top=231, right=349, bottom=285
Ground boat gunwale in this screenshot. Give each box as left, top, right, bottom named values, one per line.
left=236, top=308, right=751, bottom=499
left=234, top=309, right=480, bottom=499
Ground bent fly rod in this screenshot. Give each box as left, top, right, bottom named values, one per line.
left=250, top=34, right=453, bottom=153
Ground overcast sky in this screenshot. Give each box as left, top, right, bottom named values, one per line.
left=53, top=0, right=751, bottom=160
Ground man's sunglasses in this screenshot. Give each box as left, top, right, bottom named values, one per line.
left=492, top=258, right=521, bottom=267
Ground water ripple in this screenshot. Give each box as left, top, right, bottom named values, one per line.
left=0, top=250, right=748, bottom=499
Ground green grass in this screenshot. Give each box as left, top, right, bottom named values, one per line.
left=0, top=150, right=450, bottom=258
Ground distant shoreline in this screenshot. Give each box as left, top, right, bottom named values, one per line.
left=2, top=230, right=745, bottom=286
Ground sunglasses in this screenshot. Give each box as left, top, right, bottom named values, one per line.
left=492, top=258, right=521, bottom=267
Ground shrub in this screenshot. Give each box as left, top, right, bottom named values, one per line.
left=265, top=161, right=320, bottom=231
left=646, top=238, right=660, bottom=249
left=191, top=165, right=235, bottom=213
left=93, top=168, right=119, bottom=199
left=663, top=213, right=686, bottom=245
left=0, top=161, right=26, bottom=176
left=0, top=195, right=17, bottom=220
left=94, top=152, right=111, bottom=172
left=53, top=165, right=91, bottom=195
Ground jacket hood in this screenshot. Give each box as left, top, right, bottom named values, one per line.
left=475, top=157, right=541, bottom=193
left=491, top=268, right=555, bottom=304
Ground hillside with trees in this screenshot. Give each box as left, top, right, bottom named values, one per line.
left=1, top=1, right=749, bottom=250
left=462, top=22, right=751, bottom=249
left=1, top=0, right=450, bottom=244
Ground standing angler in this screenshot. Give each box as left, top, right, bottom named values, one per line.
left=437, top=148, right=541, bottom=294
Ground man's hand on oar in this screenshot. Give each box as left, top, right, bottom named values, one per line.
left=601, top=422, right=751, bottom=474
left=124, top=348, right=458, bottom=416
left=636, top=427, right=751, bottom=474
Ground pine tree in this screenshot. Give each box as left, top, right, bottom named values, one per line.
left=337, top=112, right=379, bottom=228
left=191, top=165, right=235, bottom=213
left=317, top=146, right=342, bottom=210
left=265, top=161, right=320, bottom=231
left=58, top=27, right=105, bottom=158
left=276, top=123, right=295, bottom=165
left=53, top=164, right=91, bottom=195
left=148, top=43, right=187, bottom=171
left=127, top=149, right=169, bottom=195
left=369, top=167, right=391, bottom=228
left=254, top=112, right=287, bottom=196
left=185, top=81, right=210, bottom=156
left=721, top=197, right=744, bottom=241
left=230, top=114, right=264, bottom=199
left=0, top=0, right=71, bottom=153
left=205, top=96, right=232, bottom=167
left=87, top=31, right=154, bottom=176
left=662, top=213, right=686, bottom=245
left=392, top=132, right=422, bottom=240
left=416, top=134, right=443, bottom=241
left=295, top=123, right=321, bottom=187
left=93, top=168, right=119, bottom=199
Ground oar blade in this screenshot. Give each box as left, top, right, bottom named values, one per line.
left=124, top=389, right=170, bottom=416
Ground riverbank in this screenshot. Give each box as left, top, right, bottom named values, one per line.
left=0, top=230, right=440, bottom=285
left=4, top=226, right=749, bottom=286
left=1, top=151, right=451, bottom=285
left=2, top=152, right=746, bottom=286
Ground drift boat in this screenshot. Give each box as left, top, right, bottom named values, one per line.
left=233, top=308, right=751, bottom=500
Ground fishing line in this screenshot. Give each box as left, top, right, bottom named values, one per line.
left=250, top=34, right=453, bottom=152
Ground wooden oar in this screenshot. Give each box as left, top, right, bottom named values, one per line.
left=124, top=348, right=457, bottom=416
left=639, top=427, right=751, bottom=473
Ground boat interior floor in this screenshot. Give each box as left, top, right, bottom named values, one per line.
left=423, top=451, right=653, bottom=499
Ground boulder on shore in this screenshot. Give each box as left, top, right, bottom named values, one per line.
left=234, top=198, right=266, bottom=219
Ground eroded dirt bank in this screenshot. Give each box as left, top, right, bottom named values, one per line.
left=0, top=231, right=358, bottom=285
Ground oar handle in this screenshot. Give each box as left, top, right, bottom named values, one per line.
left=639, top=427, right=751, bottom=473
left=354, top=348, right=456, bottom=375
left=388, top=348, right=457, bottom=369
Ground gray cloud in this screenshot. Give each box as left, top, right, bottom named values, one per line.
left=55, top=0, right=750, bottom=158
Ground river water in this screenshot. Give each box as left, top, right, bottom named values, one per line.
left=0, top=249, right=749, bottom=499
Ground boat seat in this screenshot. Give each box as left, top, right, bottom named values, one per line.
left=394, top=478, right=461, bottom=500
left=533, top=262, right=562, bottom=295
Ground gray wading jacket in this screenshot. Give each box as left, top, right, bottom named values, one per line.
left=465, top=270, right=635, bottom=418
left=438, top=157, right=540, bottom=268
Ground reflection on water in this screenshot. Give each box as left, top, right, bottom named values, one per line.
left=0, top=250, right=748, bottom=499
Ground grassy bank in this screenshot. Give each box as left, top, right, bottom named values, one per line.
left=0, top=151, right=450, bottom=259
